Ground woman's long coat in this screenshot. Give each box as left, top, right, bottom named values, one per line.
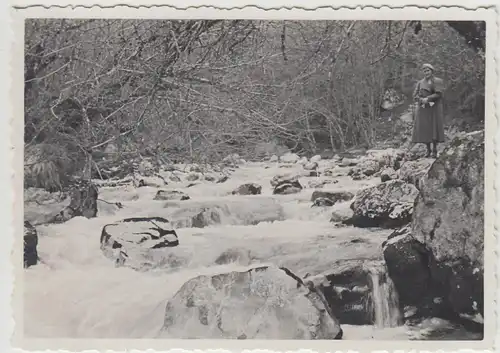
left=411, top=77, right=445, bottom=143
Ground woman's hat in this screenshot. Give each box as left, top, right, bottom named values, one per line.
left=422, top=63, right=435, bottom=71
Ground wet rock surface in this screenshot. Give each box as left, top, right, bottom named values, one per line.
left=308, top=260, right=402, bottom=327
left=380, top=168, right=398, bottom=182
left=345, top=180, right=418, bottom=228
left=270, top=174, right=300, bottom=187
left=412, top=131, right=485, bottom=321
left=311, top=261, right=373, bottom=325
left=398, top=159, right=433, bottom=189
left=160, top=266, right=342, bottom=339
left=24, top=221, right=38, bottom=268
left=232, top=183, right=262, bottom=195
left=273, top=179, right=303, bottom=195
left=383, top=131, right=485, bottom=330
left=383, top=226, right=438, bottom=311
left=100, top=217, right=179, bottom=269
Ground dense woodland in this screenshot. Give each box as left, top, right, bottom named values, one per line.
left=24, top=19, right=485, bottom=190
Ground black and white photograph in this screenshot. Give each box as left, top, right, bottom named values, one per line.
left=10, top=4, right=497, bottom=350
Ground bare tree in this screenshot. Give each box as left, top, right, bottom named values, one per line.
left=24, top=19, right=485, bottom=190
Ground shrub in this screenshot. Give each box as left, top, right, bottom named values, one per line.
left=24, top=143, right=74, bottom=191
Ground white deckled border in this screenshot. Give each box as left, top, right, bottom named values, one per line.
left=2, top=1, right=499, bottom=353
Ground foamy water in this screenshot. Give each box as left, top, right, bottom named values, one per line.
left=23, top=160, right=480, bottom=340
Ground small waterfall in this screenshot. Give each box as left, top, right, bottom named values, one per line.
left=366, top=262, right=403, bottom=328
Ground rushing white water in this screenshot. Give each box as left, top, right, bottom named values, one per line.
left=365, top=262, right=403, bottom=328
left=23, top=160, right=480, bottom=340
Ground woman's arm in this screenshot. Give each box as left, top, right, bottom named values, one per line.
left=426, top=91, right=442, bottom=102
left=426, top=77, right=444, bottom=102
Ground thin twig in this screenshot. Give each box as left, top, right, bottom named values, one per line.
left=25, top=61, right=71, bottom=83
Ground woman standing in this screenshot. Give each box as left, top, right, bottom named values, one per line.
left=411, top=63, right=445, bottom=158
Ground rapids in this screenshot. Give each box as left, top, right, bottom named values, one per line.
left=23, top=160, right=481, bottom=340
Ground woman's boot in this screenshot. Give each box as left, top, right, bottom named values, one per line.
left=425, top=143, right=432, bottom=158
left=431, top=142, right=438, bottom=158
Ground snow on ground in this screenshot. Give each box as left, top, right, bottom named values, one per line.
left=23, top=160, right=479, bottom=340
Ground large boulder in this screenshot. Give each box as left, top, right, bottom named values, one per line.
left=382, top=131, right=485, bottom=328
left=344, top=180, right=418, bottom=228
left=398, top=159, right=433, bottom=188
left=24, top=221, right=38, bottom=268
left=159, top=266, right=343, bottom=339
left=100, top=217, right=179, bottom=270
left=232, top=183, right=262, bottom=196
left=383, top=228, right=478, bottom=323
left=411, top=131, right=485, bottom=322
left=383, top=226, right=444, bottom=316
